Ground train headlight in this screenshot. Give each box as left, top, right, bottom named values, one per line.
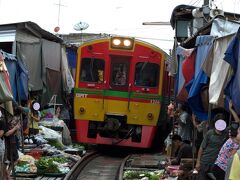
left=110, top=37, right=134, bottom=50
left=112, top=38, right=121, bottom=46
left=79, top=107, right=85, bottom=114
left=147, top=113, right=154, bottom=120
left=123, top=39, right=131, bottom=47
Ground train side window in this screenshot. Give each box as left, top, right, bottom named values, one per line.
left=134, top=62, right=159, bottom=87
left=80, top=58, right=105, bottom=83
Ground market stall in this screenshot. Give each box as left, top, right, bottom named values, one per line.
left=13, top=100, right=83, bottom=178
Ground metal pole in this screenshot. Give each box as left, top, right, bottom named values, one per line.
left=55, top=0, right=66, bottom=29
left=16, top=65, right=24, bottom=154
left=208, top=103, right=212, bottom=128
left=57, top=0, right=61, bottom=27
left=81, top=30, right=83, bottom=44
left=203, top=0, right=209, bottom=6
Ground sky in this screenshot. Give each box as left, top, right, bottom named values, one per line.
left=0, top=0, right=240, bottom=53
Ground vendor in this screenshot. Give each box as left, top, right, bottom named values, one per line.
left=54, top=106, right=61, bottom=119
left=28, top=101, right=41, bottom=136
left=1, top=105, right=21, bottom=179
left=169, top=134, right=192, bottom=165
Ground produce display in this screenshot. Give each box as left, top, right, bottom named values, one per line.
left=15, top=140, right=86, bottom=178
left=123, top=170, right=165, bottom=180
left=15, top=161, right=37, bottom=174
left=46, top=139, right=64, bottom=150
left=19, top=154, right=36, bottom=163
left=35, top=156, right=70, bottom=175
left=14, top=119, right=86, bottom=178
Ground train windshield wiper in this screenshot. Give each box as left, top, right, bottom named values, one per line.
left=90, top=58, right=94, bottom=81
left=140, top=61, right=148, bottom=73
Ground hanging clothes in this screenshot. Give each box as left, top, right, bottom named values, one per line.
left=187, top=35, right=214, bottom=121
left=61, top=47, right=74, bottom=93
left=202, top=34, right=234, bottom=107
left=0, top=52, right=13, bottom=103
left=175, top=47, right=195, bottom=102
left=224, top=28, right=240, bottom=114
left=1, top=50, right=29, bottom=101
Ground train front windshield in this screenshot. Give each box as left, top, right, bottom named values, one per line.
left=135, top=62, right=159, bottom=87
left=80, top=58, right=105, bottom=83
left=110, top=56, right=130, bottom=91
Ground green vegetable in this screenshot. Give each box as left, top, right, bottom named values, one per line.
left=47, top=139, right=64, bottom=149
left=50, top=157, right=69, bottom=163
left=17, top=161, right=28, bottom=167
left=35, top=157, right=61, bottom=174
left=123, top=170, right=164, bottom=180
left=72, top=143, right=86, bottom=150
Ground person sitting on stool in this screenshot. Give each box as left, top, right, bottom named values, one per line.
left=169, top=134, right=193, bottom=165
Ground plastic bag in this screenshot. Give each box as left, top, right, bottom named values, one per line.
left=39, top=125, right=62, bottom=143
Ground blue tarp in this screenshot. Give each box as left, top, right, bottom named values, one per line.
left=66, top=48, right=76, bottom=68
left=4, top=55, right=17, bottom=99
left=224, top=28, right=240, bottom=114
left=187, top=35, right=214, bottom=121
left=2, top=50, right=29, bottom=101
left=17, top=58, right=29, bottom=100
left=175, top=47, right=185, bottom=98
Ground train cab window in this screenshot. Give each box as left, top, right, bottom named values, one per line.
left=80, top=58, right=105, bottom=83
left=111, top=63, right=128, bottom=86
left=134, top=62, right=159, bottom=87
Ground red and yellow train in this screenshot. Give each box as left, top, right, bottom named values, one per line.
left=74, top=36, right=170, bottom=148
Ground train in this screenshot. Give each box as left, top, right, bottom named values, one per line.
left=73, top=36, right=171, bottom=148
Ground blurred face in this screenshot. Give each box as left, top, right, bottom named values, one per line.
left=56, top=107, right=61, bottom=113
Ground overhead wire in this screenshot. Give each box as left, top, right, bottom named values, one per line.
left=93, top=26, right=171, bottom=34
left=195, top=0, right=203, bottom=6
left=191, top=0, right=202, bottom=6
left=133, top=36, right=173, bottom=42
left=188, top=0, right=196, bottom=5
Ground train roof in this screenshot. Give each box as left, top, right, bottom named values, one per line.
left=80, top=35, right=170, bottom=59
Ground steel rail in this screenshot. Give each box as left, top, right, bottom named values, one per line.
left=63, top=151, right=99, bottom=180
left=117, top=154, right=131, bottom=180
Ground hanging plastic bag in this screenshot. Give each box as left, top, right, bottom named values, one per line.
left=0, top=53, right=13, bottom=103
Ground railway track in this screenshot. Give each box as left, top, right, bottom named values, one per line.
left=64, top=151, right=127, bottom=180
left=65, top=150, right=166, bottom=180
left=13, top=148, right=166, bottom=180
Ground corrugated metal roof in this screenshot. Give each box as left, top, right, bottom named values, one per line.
left=0, top=21, right=63, bottom=43
left=0, top=30, right=16, bottom=42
